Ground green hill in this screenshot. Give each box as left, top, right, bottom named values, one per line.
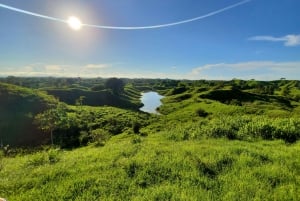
left=0, top=83, right=57, bottom=146
left=1, top=78, right=300, bottom=200
left=45, top=88, right=141, bottom=110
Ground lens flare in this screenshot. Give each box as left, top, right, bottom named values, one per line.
left=67, top=16, right=82, bottom=31
left=0, top=0, right=251, bottom=30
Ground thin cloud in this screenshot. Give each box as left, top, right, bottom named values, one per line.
left=190, top=61, right=300, bottom=80
left=84, top=64, right=111, bottom=69
left=45, top=65, right=63, bottom=72
left=249, top=34, right=300, bottom=47
left=1, top=61, right=299, bottom=80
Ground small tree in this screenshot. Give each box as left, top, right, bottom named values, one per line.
left=132, top=122, right=141, bottom=134
left=75, top=96, right=85, bottom=106
left=34, top=103, right=69, bottom=145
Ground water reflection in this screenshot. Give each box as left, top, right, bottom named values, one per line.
left=140, top=92, right=163, bottom=114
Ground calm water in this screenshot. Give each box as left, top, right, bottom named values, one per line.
left=140, top=92, right=164, bottom=114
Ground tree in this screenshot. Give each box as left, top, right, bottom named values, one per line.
left=34, top=103, right=69, bottom=145
left=75, top=96, right=85, bottom=106
left=105, top=78, right=124, bottom=95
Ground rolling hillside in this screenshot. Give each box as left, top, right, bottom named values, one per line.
left=0, top=83, right=57, bottom=146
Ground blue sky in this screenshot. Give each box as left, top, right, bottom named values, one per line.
left=0, top=0, right=299, bottom=80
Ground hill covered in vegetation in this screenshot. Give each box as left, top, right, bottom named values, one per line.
left=0, top=83, right=57, bottom=146
left=0, top=77, right=300, bottom=200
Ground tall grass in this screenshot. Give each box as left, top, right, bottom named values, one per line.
left=165, top=115, right=300, bottom=143
left=0, top=135, right=299, bottom=200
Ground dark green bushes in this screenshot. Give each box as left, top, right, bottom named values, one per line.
left=132, top=122, right=141, bottom=134
left=78, top=129, right=110, bottom=146
left=168, top=86, right=187, bottom=95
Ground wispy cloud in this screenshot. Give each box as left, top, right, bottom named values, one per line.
left=249, top=34, right=300, bottom=46
left=84, top=64, right=111, bottom=69
left=1, top=61, right=299, bottom=80
left=190, top=61, right=300, bottom=80
left=45, top=65, right=63, bottom=72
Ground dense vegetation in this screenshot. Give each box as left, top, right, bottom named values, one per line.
left=0, top=77, right=300, bottom=200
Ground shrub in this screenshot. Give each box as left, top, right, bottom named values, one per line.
left=273, top=118, right=300, bottom=143
left=132, top=122, right=141, bottom=134
left=90, top=129, right=111, bottom=146
left=168, top=86, right=187, bottom=95
left=47, top=149, right=61, bottom=164
left=79, top=131, right=91, bottom=146
left=27, top=152, right=48, bottom=167
left=132, top=136, right=142, bottom=144
left=195, top=108, right=209, bottom=117
left=199, top=115, right=300, bottom=142
left=125, top=161, right=140, bottom=178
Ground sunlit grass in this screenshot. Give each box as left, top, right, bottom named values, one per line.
left=1, top=134, right=299, bottom=200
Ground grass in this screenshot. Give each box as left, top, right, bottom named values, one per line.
left=1, top=133, right=299, bottom=200
left=1, top=78, right=300, bottom=200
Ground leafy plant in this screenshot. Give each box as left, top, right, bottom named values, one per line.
left=34, top=103, right=70, bottom=145
left=90, top=129, right=110, bottom=146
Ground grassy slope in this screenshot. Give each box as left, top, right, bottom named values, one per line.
left=1, top=79, right=300, bottom=200
left=0, top=83, right=57, bottom=146
left=0, top=82, right=144, bottom=146
left=158, top=82, right=300, bottom=119
left=45, top=83, right=142, bottom=110
left=1, top=134, right=299, bottom=200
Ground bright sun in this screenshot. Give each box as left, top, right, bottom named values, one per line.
left=67, top=16, right=82, bottom=31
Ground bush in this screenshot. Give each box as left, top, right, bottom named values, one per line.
left=47, top=149, right=61, bottom=164
left=132, top=136, right=142, bottom=144
left=26, top=149, right=61, bottom=167
left=79, top=131, right=91, bottom=146
left=199, top=115, right=300, bottom=143
left=195, top=108, right=209, bottom=117
left=91, top=129, right=111, bottom=146
left=132, top=122, right=141, bottom=134
left=27, top=153, right=48, bottom=167
left=273, top=118, right=300, bottom=143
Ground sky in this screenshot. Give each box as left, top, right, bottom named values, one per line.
left=0, top=0, right=299, bottom=80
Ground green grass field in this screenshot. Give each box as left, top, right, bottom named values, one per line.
left=1, top=78, right=300, bottom=200
left=1, top=134, right=299, bottom=200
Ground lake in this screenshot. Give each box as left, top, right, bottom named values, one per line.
left=140, top=91, right=164, bottom=114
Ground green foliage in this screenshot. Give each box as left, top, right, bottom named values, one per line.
left=0, top=82, right=58, bottom=146
left=132, top=121, right=141, bottom=134
left=34, top=103, right=70, bottom=145
left=162, top=115, right=300, bottom=143
left=105, top=77, right=125, bottom=95
left=90, top=84, right=105, bottom=91
left=167, top=86, right=187, bottom=95
left=195, top=108, right=209, bottom=117
left=26, top=149, right=61, bottom=167
left=46, top=88, right=140, bottom=109
left=1, top=78, right=300, bottom=200
left=90, top=128, right=110, bottom=146
left=78, top=131, right=90, bottom=146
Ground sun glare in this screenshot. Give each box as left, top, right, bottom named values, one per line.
left=67, top=16, right=82, bottom=31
